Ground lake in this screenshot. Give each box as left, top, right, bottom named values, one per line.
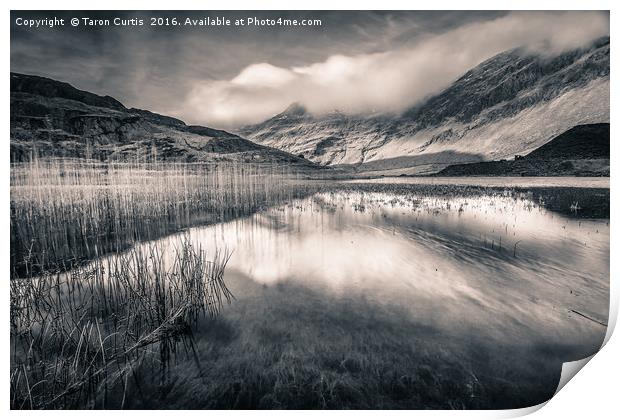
left=116, top=185, right=609, bottom=408
left=10, top=171, right=610, bottom=409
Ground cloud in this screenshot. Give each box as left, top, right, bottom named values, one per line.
left=181, top=11, right=609, bottom=128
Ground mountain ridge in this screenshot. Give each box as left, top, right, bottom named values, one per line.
left=239, top=37, right=610, bottom=171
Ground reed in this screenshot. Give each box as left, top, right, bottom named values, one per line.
left=9, top=157, right=309, bottom=409
left=11, top=158, right=308, bottom=276
left=10, top=237, right=233, bottom=409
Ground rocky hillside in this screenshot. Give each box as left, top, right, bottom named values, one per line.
left=10, top=73, right=316, bottom=167
left=437, top=123, right=609, bottom=177
left=239, top=37, right=609, bottom=173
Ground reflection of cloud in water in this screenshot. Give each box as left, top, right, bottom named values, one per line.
left=180, top=191, right=608, bottom=352
left=76, top=188, right=608, bottom=407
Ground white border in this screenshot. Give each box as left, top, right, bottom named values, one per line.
left=2, top=1, right=617, bottom=419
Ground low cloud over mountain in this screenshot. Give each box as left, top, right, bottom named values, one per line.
left=182, top=11, right=608, bottom=127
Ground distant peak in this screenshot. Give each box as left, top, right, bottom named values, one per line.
left=279, top=102, right=308, bottom=117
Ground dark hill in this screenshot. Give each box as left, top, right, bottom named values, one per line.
left=10, top=72, right=318, bottom=168
left=436, top=123, right=609, bottom=177
left=525, top=123, right=609, bottom=160
left=11, top=73, right=125, bottom=110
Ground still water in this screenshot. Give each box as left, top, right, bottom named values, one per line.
left=182, top=190, right=609, bottom=333
left=129, top=188, right=610, bottom=407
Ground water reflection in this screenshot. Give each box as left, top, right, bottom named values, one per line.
left=122, top=189, right=609, bottom=407
left=175, top=191, right=608, bottom=350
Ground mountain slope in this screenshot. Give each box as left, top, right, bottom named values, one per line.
left=437, top=123, right=609, bottom=177
left=10, top=72, right=316, bottom=167
left=239, top=38, right=609, bottom=171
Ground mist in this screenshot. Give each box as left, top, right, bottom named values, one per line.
left=181, top=11, right=609, bottom=128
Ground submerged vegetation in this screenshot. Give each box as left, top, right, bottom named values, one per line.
left=133, top=278, right=565, bottom=410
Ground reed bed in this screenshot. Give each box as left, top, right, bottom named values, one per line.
left=11, top=158, right=309, bottom=276
left=9, top=157, right=312, bottom=409
left=10, top=237, right=233, bottom=409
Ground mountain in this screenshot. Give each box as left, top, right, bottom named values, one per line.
left=10, top=72, right=317, bottom=167
left=436, top=123, right=609, bottom=177
left=238, top=104, right=395, bottom=166
left=239, top=37, right=610, bottom=173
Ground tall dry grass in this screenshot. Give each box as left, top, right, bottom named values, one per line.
left=10, top=158, right=310, bottom=409
left=11, top=158, right=308, bottom=276
left=10, top=237, right=232, bottom=409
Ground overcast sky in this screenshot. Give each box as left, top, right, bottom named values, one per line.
left=11, top=11, right=609, bottom=129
